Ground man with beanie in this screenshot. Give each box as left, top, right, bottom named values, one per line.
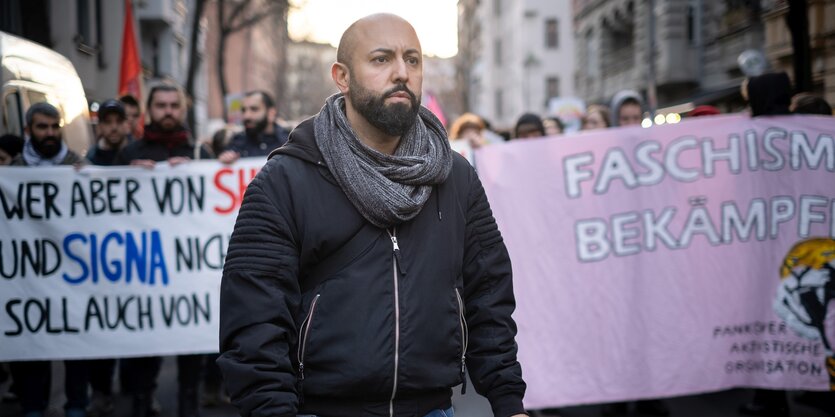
left=10, top=102, right=89, bottom=417
left=114, top=83, right=209, bottom=417
left=218, top=13, right=527, bottom=417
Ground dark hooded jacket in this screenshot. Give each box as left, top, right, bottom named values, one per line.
left=225, top=123, right=290, bottom=157
left=747, top=72, right=792, bottom=117
left=217, top=118, right=526, bottom=417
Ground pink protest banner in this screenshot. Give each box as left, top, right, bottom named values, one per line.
left=475, top=114, right=835, bottom=408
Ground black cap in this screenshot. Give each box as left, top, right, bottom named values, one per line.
left=98, top=99, right=126, bottom=120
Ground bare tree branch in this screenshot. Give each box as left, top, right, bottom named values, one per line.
left=185, top=0, right=207, bottom=131
left=227, top=2, right=284, bottom=33
left=224, top=0, right=251, bottom=31
left=216, top=0, right=289, bottom=121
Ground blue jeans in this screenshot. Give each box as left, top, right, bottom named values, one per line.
left=298, top=407, right=453, bottom=417
left=424, top=407, right=454, bottom=417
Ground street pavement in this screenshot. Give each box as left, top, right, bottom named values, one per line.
left=1, top=358, right=831, bottom=417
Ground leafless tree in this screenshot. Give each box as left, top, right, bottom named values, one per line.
left=216, top=0, right=289, bottom=121
left=185, top=0, right=207, bottom=132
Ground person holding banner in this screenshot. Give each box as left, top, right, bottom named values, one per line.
left=11, top=103, right=85, bottom=167
left=115, top=83, right=210, bottom=417
left=603, top=91, right=671, bottom=417
left=87, top=99, right=131, bottom=166
left=610, top=90, right=645, bottom=127
left=115, top=84, right=210, bottom=168
left=79, top=99, right=130, bottom=417
left=789, top=93, right=832, bottom=116
left=514, top=113, right=546, bottom=139
left=218, top=13, right=527, bottom=417
left=542, top=116, right=564, bottom=136
left=9, top=102, right=89, bottom=417
left=739, top=72, right=811, bottom=417
left=580, top=105, right=611, bottom=131
left=743, top=72, right=792, bottom=118
left=119, top=95, right=142, bottom=141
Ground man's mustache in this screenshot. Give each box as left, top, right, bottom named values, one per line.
left=384, top=84, right=416, bottom=101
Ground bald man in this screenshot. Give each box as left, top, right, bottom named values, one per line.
left=218, top=14, right=528, bottom=417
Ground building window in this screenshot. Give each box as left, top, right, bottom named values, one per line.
left=494, top=39, right=502, bottom=66
left=585, top=30, right=598, bottom=77
left=545, top=18, right=558, bottom=49
left=687, top=4, right=695, bottom=45
left=3, top=90, right=24, bottom=136
left=75, top=0, right=102, bottom=56
left=495, top=89, right=503, bottom=118
left=723, top=0, right=760, bottom=29
left=604, top=21, right=635, bottom=72
left=546, top=77, right=559, bottom=102
left=76, top=0, right=91, bottom=44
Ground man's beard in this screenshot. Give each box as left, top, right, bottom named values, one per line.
left=348, top=80, right=420, bottom=137
left=32, top=136, right=62, bottom=158
left=244, top=117, right=269, bottom=137
left=152, top=115, right=183, bottom=132
left=104, top=132, right=126, bottom=147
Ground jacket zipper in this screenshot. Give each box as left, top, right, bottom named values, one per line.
left=455, top=288, right=469, bottom=394
left=297, top=293, right=321, bottom=397
left=386, top=228, right=401, bottom=417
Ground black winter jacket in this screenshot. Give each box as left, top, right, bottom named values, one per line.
left=224, top=123, right=290, bottom=157
left=218, top=118, right=526, bottom=417
left=113, top=134, right=209, bottom=164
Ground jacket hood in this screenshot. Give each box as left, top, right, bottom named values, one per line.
left=610, top=90, right=645, bottom=127
left=747, top=72, right=792, bottom=117
left=269, top=117, right=324, bottom=165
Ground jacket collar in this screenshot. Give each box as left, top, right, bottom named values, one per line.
left=269, top=117, right=323, bottom=166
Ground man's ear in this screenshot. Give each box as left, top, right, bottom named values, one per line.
left=332, top=62, right=350, bottom=94
left=267, top=107, right=277, bottom=121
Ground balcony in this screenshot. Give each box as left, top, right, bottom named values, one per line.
left=135, top=0, right=186, bottom=25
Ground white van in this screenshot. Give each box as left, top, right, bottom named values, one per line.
left=0, top=31, right=93, bottom=154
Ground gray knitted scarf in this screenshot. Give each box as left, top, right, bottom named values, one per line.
left=314, top=93, right=453, bottom=228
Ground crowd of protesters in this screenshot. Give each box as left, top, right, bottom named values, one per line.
left=442, top=71, right=834, bottom=417
left=447, top=72, right=833, bottom=166
left=0, top=71, right=832, bottom=417
left=0, top=83, right=288, bottom=417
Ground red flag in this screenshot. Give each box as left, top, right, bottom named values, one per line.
left=119, top=0, right=144, bottom=135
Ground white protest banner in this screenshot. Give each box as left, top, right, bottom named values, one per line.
left=0, top=159, right=263, bottom=361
